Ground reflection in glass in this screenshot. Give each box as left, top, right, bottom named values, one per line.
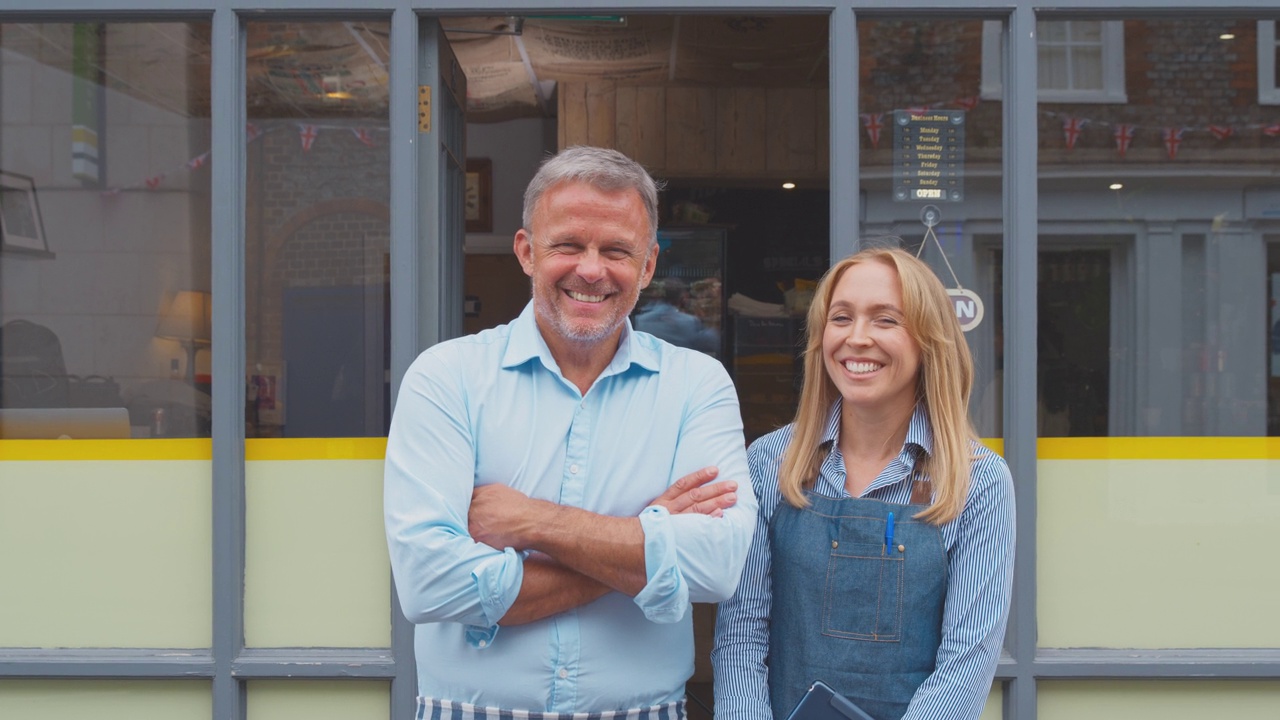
left=0, top=22, right=212, bottom=438
left=858, top=18, right=1005, bottom=438
left=244, top=21, right=390, bottom=438
left=1036, top=19, right=1279, bottom=437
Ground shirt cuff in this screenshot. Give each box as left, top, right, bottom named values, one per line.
left=633, top=505, right=689, bottom=623
left=466, top=546, right=523, bottom=647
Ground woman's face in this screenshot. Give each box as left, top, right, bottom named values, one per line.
left=821, top=260, right=922, bottom=418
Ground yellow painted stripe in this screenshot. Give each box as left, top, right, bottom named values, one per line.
left=246, top=437, right=386, bottom=461
left=1037, top=437, right=1280, bottom=460
left=980, top=438, right=1004, bottom=456
left=0, top=439, right=211, bottom=461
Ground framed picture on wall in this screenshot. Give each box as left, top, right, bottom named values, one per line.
left=249, top=361, right=286, bottom=427
left=465, top=158, right=493, bottom=233
left=0, top=170, right=51, bottom=255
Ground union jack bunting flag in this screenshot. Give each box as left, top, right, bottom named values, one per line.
left=861, top=113, right=884, bottom=149
left=1062, top=118, right=1087, bottom=151
left=1162, top=127, right=1186, bottom=159
left=1114, top=124, right=1135, bottom=158
left=299, top=124, right=318, bottom=152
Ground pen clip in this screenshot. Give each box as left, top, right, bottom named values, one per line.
left=884, top=511, right=895, bottom=554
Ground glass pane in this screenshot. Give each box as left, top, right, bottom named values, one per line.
left=1040, top=681, right=1280, bottom=720
left=860, top=18, right=1004, bottom=439
left=1071, top=20, right=1103, bottom=43
left=1038, top=20, right=1068, bottom=43
left=1070, top=47, right=1103, bottom=90
left=0, top=681, right=210, bottom=720
left=454, top=15, right=830, bottom=444
left=1, top=22, right=212, bottom=439
left=245, top=20, right=391, bottom=439
left=1035, top=18, right=1275, bottom=439
left=1039, top=47, right=1069, bottom=89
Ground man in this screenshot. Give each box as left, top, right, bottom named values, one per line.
left=384, top=146, right=756, bottom=718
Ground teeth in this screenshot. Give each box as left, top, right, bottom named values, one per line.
left=843, top=360, right=882, bottom=374
left=567, top=290, right=606, bottom=303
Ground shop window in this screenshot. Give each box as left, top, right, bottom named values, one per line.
left=981, top=20, right=1127, bottom=103
left=1260, top=21, right=1280, bottom=105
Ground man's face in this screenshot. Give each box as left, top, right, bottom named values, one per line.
left=514, top=180, right=657, bottom=353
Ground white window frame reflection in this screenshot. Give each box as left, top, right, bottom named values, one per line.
left=1260, top=21, right=1280, bottom=105
left=981, top=19, right=1127, bottom=103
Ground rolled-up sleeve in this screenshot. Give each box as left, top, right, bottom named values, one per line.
left=384, top=349, right=524, bottom=641
left=632, top=358, right=757, bottom=621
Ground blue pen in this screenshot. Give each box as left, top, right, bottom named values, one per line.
left=885, top=512, right=895, bottom=553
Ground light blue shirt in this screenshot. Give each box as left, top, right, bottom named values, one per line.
left=385, top=302, right=756, bottom=712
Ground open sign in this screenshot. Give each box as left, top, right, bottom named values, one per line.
left=947, top=288, right=984, bottom=332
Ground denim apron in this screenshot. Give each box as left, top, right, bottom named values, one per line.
left=767, top=484, right=946, bottom=720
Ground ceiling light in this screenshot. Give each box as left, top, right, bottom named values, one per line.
left=1219, top=33, right=1235, bottom=40
left=1109, top=183, right=1123, bottom=190
left=782, top=182, right=796, bottom=190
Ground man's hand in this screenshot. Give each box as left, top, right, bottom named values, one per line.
left=650, top=466, right=738, bottom=518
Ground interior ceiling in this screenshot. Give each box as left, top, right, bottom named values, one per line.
left=4, top=15, right=829, bottom=123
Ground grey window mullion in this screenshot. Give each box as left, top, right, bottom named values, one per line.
left=388, top=7, right=421, bottom=720
left=1004, top=7, right=1039, bottom=720
left=833, top=3, right=858, bottom=258
left=210, top=6, right=247, bottom=720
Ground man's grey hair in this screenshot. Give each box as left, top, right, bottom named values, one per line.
left=522, top=146, right=663, bottom=245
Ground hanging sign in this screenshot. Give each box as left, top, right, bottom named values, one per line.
left=893, top=109, right=965, bottom=202
left=916, top=205, right=984, bottom=332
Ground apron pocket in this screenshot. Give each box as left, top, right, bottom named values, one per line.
left=822, top=543, right=904, bottom=642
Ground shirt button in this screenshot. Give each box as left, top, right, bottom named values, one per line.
left=558, top=668, right=569, bottom=679
left=478, top=640, right=487, bottom=648
left=569, top=464, right=579, bottom=475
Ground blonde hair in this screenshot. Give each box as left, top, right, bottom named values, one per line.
left=777, top=247, right=977, bottom=525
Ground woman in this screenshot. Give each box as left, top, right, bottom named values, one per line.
left=712, top=247, right=1014, bottom=720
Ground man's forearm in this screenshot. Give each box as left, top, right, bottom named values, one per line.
left=500, top=554, right=612, bottom=625
left=522, top=503, right=650, bottom=596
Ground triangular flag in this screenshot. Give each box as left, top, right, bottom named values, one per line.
left=144, top=174, right=166, bottom=190
left=1062, top=118, right=1087, bottom=151
left=1114, top=124, right=1135, bottom=158
left=351, top=127, right=375, bottom=147
left=955, top=96, right=979, bottom=111
left=860, top=113, right=884, bottom=149
left=246, top=122, right=262, bottom=143
left=186, top=152, right=210, bottom=171
left=1161, top=127, right=1185, bottom=159
left=1207, top=125, right=1234, bottom=141
left=905, top=105, right=931, bottom=115
left=1264, top=123, right=1280, bottom=138
left=299, top=124, right=318, bottom=152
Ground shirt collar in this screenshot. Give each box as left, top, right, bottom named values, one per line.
left=501, top=301, right=661, bottom=377
left=820, top=400, right=935, bottom=460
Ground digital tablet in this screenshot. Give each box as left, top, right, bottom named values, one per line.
left=784, top=680, right=876, bottom=720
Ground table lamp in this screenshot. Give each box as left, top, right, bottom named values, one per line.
left=155, top=290, right=212, bottom=384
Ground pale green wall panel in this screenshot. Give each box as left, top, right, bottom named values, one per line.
left=0, top=460, right=212, bottom=647
left=0, top=680, right=210, bottom=720
left=1038, top=459, right=1280, bottom=648
left=245, top=459, right=391, bottom=647
left=979, top=685, right=1002, bottom=720
left=1040, top=680, right=1280, bottom=720
left=247, top=680, right=388, bottom=720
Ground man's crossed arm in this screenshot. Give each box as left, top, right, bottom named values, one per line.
left=469, top=466, right=737, bottom=625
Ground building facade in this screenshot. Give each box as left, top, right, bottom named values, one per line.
left=1, top=2, right=1278, bottom=720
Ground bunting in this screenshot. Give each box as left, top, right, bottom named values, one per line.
left=1162, top=127, right=1186, bottom=159
left=1207, top=125, right=1234, bottom=141
left=299, top=124, right=318, bottom=152
left=1114, top=124, right=1136, bottom=158
left=861, top=113, right=884, bottom=149
left=955, top=96, right=979, bottom=111
left=1063, top=117, right=1087, bottom=151
left=352, top=127, right=375, bottom=147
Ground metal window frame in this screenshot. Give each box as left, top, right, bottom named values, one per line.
left=1, top=3, right=1278, bottom=720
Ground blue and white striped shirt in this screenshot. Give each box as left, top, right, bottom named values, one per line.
left=712, top=403, right=1014, bottom=720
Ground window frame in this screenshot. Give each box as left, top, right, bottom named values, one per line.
left=1260, top=21, right=1279, bottom=105
left=981, top=19, right=1128, bottom=103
